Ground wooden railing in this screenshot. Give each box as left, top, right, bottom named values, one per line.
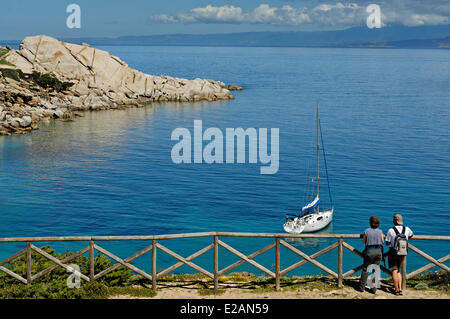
left=0, top=232, right=449, bottom=291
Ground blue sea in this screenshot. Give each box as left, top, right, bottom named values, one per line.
left=0, top=46, right=449, bottom=278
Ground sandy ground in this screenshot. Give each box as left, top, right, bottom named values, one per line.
left=110, top=280, right=449, bottom=299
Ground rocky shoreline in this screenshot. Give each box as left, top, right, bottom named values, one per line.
left=0, top=35, right=241, bottom=136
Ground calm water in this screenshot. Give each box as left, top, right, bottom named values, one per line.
left=0, top=46, right=449, bottom=276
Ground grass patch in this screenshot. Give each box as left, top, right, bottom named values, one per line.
left=0, top=48, right=10, bottom=58
left=159, top=273, right=210, bottom=283
left=0, top=59, right=14, bottom=67
left=0, top=48, right=15, bottom=67
left=0, top=68, right=73, bottom=92
left=221, top=272, right=259, bottom=283
left=284, top=276, right=338, bottom=292
left=108, top=286, right=157, bottom=298
left=0, top=68, right=25, bottom=82
left=406, top=271, right=449, bottom=293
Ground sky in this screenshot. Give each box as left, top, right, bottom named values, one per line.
left=1, top=0, right=449, bottom=40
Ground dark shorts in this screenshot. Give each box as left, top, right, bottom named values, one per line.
left=362, top=248, right=382, bottom=269
left=388, top=250, right=405, bottom=271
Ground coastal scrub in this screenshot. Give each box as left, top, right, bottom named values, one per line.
left=0, top=47, right=14, bottom=67
left=0, top=246, right=134, bottom=299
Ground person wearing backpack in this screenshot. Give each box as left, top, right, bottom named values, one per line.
left=385, top=214, right=413, bottom=296
left=357, top=216, right=384, bottom=293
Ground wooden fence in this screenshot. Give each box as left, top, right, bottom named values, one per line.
left=0, top=232, right=449, bottom=291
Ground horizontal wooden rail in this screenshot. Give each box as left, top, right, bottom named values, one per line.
left=0, top=233, right=448, bottom=243
left=0, top=232, right=448, bottom=291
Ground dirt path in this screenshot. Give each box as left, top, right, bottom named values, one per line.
left=110, top=280, right=449, bottom=299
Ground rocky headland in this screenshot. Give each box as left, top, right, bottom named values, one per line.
left=0, top=35, right=239, bottom=136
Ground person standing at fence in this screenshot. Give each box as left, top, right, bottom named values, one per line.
left=357, top=216, right=384, bottom=293
left=385, top=213, right=413, bottom=296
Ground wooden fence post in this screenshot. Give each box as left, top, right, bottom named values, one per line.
left=26, top=242, right=32, bottom=285
left=152, top=239, right=157, bottom=291
left=338, top=238, right=343, bottom=287
left=214, top=235, right=219, bottom=290
left=275, top=237, right=280, bottom=291
left=89, top=240, right=95, bottom=281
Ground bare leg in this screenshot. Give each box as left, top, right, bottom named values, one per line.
left=397, top=271, right=402, bottom=292
left=392, top=270, right=400, bottom=292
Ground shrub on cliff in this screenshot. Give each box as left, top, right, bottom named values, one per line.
left=30, top=71, right=74, bottom=92
left=0, top=48, right=15, bottom=67
left=0, top=68, right=25, bottom=82
left=0, top=68, right=74, bottom=92
left=0, top=60, right=15, bottom=67
left=0, top=245, right=134, bottom=299
left=0, top=47, right=10, bottom=58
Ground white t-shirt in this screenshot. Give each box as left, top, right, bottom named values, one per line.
left=386, top=225, right=413, bottom=247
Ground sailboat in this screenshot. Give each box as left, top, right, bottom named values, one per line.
left=283, top=103, right=334, bottom=234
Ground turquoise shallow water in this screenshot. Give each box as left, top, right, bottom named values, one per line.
left=0, top=46, right=449, bottom=276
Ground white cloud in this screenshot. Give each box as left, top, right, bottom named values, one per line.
left=150, top=2, right=450, bottom=28
left=187, top=5, right=245, bottom=24
left=310, top=3, right=366, bottom=26
left=378, top=2, right=450, bottom=26
left=150, top=3, right=363, bottom=27
left=403, top=14, right=449, bottom=26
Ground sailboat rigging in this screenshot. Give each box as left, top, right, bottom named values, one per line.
left=283, top=103, right=334, bottom=234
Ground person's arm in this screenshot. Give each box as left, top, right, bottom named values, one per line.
left=385, top=229, right=391, bottom=246
left=381, top=233, right=385, bottom=244
left=408, top=228, right=413, bottom=239
left=363, top=234, right=367, bottom=244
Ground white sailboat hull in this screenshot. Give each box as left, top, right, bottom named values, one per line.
left=283, top=208, right=333, bottom=234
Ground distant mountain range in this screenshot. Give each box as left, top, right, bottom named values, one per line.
left=2, top=24, right=450, bottom=49
left=359, top=35, right=450, bottom=49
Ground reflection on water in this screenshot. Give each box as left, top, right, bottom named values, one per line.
left=155, top=100, right=233, bottom=114
left=283, top=223, right=334, bottom=249
left=0, top=107, right=159, bottom=184
left=0, top=107, right=156, bottom=151
left=0, top=100, right=231, bottom=185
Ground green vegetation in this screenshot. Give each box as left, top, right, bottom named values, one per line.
left=30, top=71, right=74, bottom=91
left=0, top=245, right=142, bottom=299
left=0, top=48, right=10, bottom=57
left=107, top=286, right=157, bottom=298
left=0, top=47, right=15, bottom=67
left=0, top=68, right=73, bottom=92
left=407, top=271, right=449, bottom=292
left=0, top=68, right=25, bottom=82
left=0, top=60, right=14, bottom=67
left=159, top=273, right=210, bottom=282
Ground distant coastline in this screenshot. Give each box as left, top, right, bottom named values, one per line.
left=2, top=24, right=450, bottom=49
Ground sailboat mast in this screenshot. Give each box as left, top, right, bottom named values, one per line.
left=316, top=102, right=320, bottom=202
